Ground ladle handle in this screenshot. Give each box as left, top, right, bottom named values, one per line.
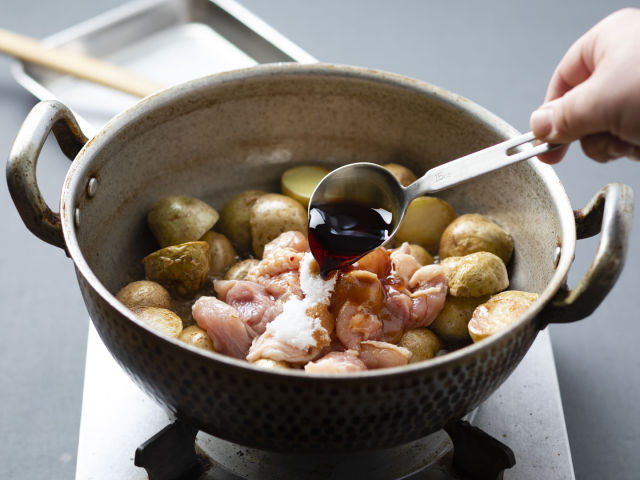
left=406, top=132, right=558, bottom=198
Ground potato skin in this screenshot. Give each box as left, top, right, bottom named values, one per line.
left=383, top=163, right=417, bottom=187
left=430, top=295, right=488, bottom=346
left=217, top=190, right=265, bottom=255
left=440, top=252, right=509, bottom=297
left=439, top=214, right=514, bottom=263
left=179, top=325, right=215, bottom=351
left=200, top=231, right=237, bottom=276
left=398, top=328, right=440, bottom=363
left=250, top=194, right=308, bottom=258
left=394, top=196, right=456, bottom=253
left=468, top=290, right=539, bottom=342
left=142, top=241, right=210, bottom=297
left=224, top=259, right=260, bottom=281
left=147, top=195, right=219, bottom=248
left=116, top=280, right=171, bottom=309
left=132, top=306, right=183, bottom=338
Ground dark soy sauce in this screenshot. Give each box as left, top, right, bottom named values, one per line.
left=308, top=202, right=393, bottom=278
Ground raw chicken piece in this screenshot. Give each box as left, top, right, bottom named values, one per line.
left=192, top=296, right=254, bottom=358
left=262, top=230, right=309, bottom=256
left=355, top=247, right=391, bottom=278
left=246, top=311, right=331, bottom=364
left=254, top=271, right=303, bottom=301
left=305, top=351, right=367, bottom=373
left=335, top=300, right=384, bottom=350
left=359, top=340, right=412, bottom=369
left=379, top=287, right=411, bottom=343
left=407, top=264, right=448, bottom=329
left=246, top=232, right=309, bottom=301
left=389, top=243, right=422, bottom=284
left=214, top=280, right=282, bottom=335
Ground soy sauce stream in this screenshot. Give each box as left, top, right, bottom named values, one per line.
left=308, top=202, right=394, bottom=278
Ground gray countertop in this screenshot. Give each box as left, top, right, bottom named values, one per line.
left=1, top=1, right=638, bottom=479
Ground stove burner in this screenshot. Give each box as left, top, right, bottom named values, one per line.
left=135, top=421, right=210, bottom=480
left=134, top=419, right=515, bottom=480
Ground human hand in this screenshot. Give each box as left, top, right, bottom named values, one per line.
left=530, top=8, right=640, bottom=164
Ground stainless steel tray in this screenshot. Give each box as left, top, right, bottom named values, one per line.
left=11, top=0, right=316, bottom=135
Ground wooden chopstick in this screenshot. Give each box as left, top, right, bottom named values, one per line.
left=0, top=28, right=165, bottom=98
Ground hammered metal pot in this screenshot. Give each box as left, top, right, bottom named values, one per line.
left=7, top=64, right=633, bottom=453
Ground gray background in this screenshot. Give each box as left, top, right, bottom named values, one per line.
left=1, top=1, right=638, bottom=479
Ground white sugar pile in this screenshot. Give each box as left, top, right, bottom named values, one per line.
left=265, top=252, right=336, bottom=349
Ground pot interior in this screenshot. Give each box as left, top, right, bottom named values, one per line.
left=67, top=65, right=566, bottom=326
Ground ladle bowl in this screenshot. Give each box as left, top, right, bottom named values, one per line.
left=308, top=131, right=558, bottom=271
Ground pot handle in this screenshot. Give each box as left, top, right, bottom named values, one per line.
left=6, top=100, right=88, bottom=250
left=541, top=182, right=634, bottom=326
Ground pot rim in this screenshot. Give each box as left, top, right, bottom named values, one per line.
left=60, top=62, right=576, bottom=379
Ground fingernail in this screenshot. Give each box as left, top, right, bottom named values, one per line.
left=530, top=108, right=554, bottom=139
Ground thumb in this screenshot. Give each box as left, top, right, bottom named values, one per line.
left=530, top=73, right=611, bottom=143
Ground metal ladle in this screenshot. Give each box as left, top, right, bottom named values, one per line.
left=308, top=131, right=558, bottom=268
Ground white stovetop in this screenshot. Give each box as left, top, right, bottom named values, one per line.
left=75, top=325, right=574, bottom=479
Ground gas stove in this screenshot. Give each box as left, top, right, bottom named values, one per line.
left=74, top=326, right=574, bottom=479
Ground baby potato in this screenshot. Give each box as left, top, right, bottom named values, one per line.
left=440, top=252, right=509, bottom=297
left=217, top=190, right=265, bottom=255
left=224, top=259, right=260, bottom=281
left=200, top=231, right=237, bottom=276
left=142, top=241, right=210, bottom=297
left=133, top=306, right=183, bottom=338
left=439, top=213, right=514, bottom=263
left=430, top=295, right=488, bottom=346
left=383, top=163, right=418, bottom=187
left=394, top=196, right=456, bottom=253
left=468, top=290, right=539, bottom=342
left=147, top=195, right=219, bottom=248
left=398, top=328, right=440, bottom=363
left=179, top=325, right=215, bottom=351
left=281, top=165, right=330, bottom=207
left=250, top=194, right=308, bottom=258
left=116, top=280, right=171, bottom=310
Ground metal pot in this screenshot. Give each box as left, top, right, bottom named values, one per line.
left=7, top=63, right=633, bottom=453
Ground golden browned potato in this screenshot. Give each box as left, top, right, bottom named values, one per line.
left=468, top=291, right=539, bottom=342
left=251, top=358, right=291, bottom=370
left=217, top=190, right=265, bottom=255
left=200, top=231, right=237, bottom=276
left=147, top=195, right=219, bottom=248
left=394, top=196, right=456, bottom=253
left=398, top=328, right=440, bottom=362
left=179, top=325, right=215, bottom=351
left=142, top=241, right=210, bottom=297
left=250, top=194, right=308, bottom=258
left=439, top=213, right=514, bottom=263
left=281, top=165, right=330, bottom=207
left=132, top=306, right=183, bottom=338
left=440, top=252, right=509, bottom=297
left=430, top=295, right=488, bottom=345
left=116, top=280, right=171, bottom=309
left=224, top=259, right=260, bottom=281
left=383, top=163, right=418, bottom=187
